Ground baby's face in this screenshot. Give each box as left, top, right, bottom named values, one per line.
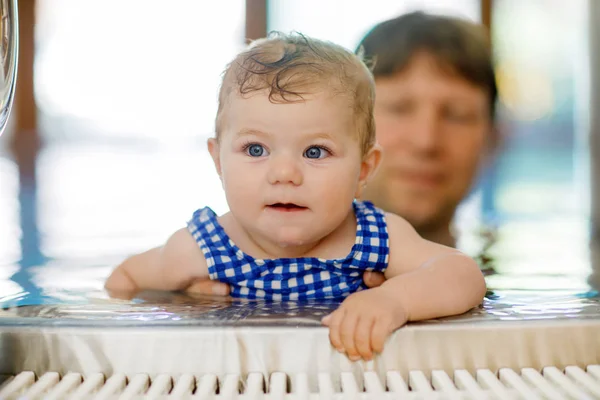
left=212, top=90, right=366, bottom=248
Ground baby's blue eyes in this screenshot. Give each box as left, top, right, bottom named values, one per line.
left=247, top=144, right=265, bottom=157
left=245, top=144, right=330, bottom=159
left=304, top=146, right=327, bottom=159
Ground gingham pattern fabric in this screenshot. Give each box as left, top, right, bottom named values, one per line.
left=187, top=201, right=389, bottom=301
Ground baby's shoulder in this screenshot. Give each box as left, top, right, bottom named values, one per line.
left=163, top=227, right=209, bottom=274
left=216, top=211, right=234, bottom=230
left=383, top=212, right=419, bottom=244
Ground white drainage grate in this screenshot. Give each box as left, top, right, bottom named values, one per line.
left=2, top=366, right=600, bottom=399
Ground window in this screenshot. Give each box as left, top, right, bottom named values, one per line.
left=33, top=1, right=243, bottom=258
left=479, top=0, right=591, bottom=288
left=488, top=0, right=589, bottom=221
left=35, top=0, right=246, bottom=143
left=268, top=0, right=480, bottom=51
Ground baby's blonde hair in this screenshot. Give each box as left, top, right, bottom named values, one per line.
left=215, top=32, right=376, bottom=154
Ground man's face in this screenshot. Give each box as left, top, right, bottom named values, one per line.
left=362, top=52, right=493, bottom=233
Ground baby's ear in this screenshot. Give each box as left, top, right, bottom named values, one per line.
left=207, top=138, right=222, bottom=178
left=356, top=143, right=383, bottom=198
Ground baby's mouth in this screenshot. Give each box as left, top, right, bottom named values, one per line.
left=267, top=203, right=308, bottom=212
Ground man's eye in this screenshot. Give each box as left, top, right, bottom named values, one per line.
left=387, top=101, right=413, bottom=114
left=445, top=110, right=477, bottom=123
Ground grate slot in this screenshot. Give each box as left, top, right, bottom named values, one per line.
left=499, top=368, right=541, bottom=399
left=18, top=371, right=59, bottom=399
left=385, top=370, right=409, bottom=393
left=219, top=374, right=240, bottom=397
left=0, top=371, right=35, bottom=398
left=244, top=372, right=264, bottom=396
left=432, top=370, right=459, bottom=393
left=169, top=373, right=196, bottom=397
left=409, top=370, right=433, bottom=393
left=192, top=374, right=217, bottom=398
left=68, top=372, right=105, bottom=399
left=145, top=373, right=173, bottom=398
left=565, top=366, right=600, bottom=397
left=543, top=366, right=594, bottom=399
left=521, top=368, right=566, bottom=400
left=194, top=374, right=219, bottom=399
left=94, top=373, right=126, bottom=400
left=340, top=371, right=360, bottom=394
left=587, top=364, right=600, bottom=380
left=363, top=371, right=384, bottom=393
left=317, top=372, right=336, bottom=396
left=268, top=371, right=288, bottom=396
left=291, top=372, right=310, bottom=397
left=454, top=369, right=488, bottom=399
left=476, top=369, right=513, bottom=399
left=44, top=372, right=82, bottom=400
left=119, top=373, right=150, bottom=399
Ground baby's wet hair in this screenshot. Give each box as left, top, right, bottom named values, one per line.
left=215, top=31, right=376, bottom=154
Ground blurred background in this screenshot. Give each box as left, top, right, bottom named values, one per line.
left=0, top=0, right=597, bottom=301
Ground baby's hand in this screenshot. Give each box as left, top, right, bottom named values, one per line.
left=105, top=259, right=140, bottom=299
left=321, top=287, right=408, bottom=361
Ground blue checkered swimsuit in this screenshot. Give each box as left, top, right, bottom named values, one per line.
left=187, top=200, right=389, bottom=301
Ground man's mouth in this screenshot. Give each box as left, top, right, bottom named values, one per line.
left=397, top=169, right=445, bottom=188
left=267, top=203, right=308, bottom=212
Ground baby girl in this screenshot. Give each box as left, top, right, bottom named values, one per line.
left=105, top=32, right=487, bottom=361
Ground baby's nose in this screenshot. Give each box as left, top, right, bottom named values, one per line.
left=267, top=155, right=303, bottom=186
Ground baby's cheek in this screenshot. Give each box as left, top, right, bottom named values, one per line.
left=316, top=187, right=356, bottom=224
left=222, top=166, right=252, bottom=189
left=320, top=178, right=357, bottom=203
left=225, top=180, right=252, bottom=203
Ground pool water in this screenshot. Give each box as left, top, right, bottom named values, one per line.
left=1, top=142, right=599, bottom=324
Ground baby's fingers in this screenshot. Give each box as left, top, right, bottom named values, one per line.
left=354, top=317, right=375, bottom=360
left=370, top=317, right=393, bottom=354
left=105, top=288, right=136, bottom=300
left=340, top=313, right=360, bottom=360
left=186, top=279, right=230, bottom=296
left=324, top=309, right=345, bottom=352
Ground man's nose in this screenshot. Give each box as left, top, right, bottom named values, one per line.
left=266, top=154, right=303, bottom=186
left=407, top=110, right=442, bottom=153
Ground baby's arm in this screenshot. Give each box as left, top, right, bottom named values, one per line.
left=380, top=213, right=486, bottom=319
left=322, top=213, right=486, bottom=360
left=105, top=228, right=209, bottom=296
